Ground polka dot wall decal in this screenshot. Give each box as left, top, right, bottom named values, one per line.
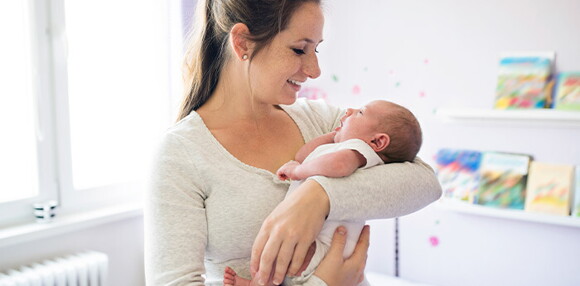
left=419, top=91, right=426, bottom=97
left=352, top=85, right=361, bottom=95
left=332, top=74, right=339, bottom=82
left=429, top=236, right=439, bottom=247
left=298, top=87, right=328, bottom=100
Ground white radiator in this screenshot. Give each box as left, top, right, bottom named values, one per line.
left=0, top=251, right=108, bottom=286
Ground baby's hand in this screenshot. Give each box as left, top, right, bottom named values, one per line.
left=276, top=160, right=301, bottom=181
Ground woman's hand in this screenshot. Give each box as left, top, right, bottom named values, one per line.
left=250, top=179, right=330, bottom=285
left=314, top=225, right=370, bottom=286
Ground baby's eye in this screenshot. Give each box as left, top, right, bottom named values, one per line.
left=358, top=110, right=363, bottom=115
left=292, top=48, right=305, bottom=55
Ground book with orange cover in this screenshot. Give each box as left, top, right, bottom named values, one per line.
left=524, top=162, right=574, bottom=216
left=554, top=72, right=580, bottom=110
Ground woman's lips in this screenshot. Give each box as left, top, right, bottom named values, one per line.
left=287, top=80, right=301, bottom=92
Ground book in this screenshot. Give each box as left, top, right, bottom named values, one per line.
left=434, top=149, right=482, bottom=203
left=572, top=167, right=580, bottom=217
left=554, top=72, right=580, bottom=110
left=494, top=52, right=555, bottom=109
left=474, top=152, right=532, bottom=209
left=524, top=162, right=574, bottom=216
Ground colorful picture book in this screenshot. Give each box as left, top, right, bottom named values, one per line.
left=435, top=149, right=482, bottom=203
left=494, top=52, right=555, bottom=109
left=554, top=72, right=580, bottom=110
left=524, top=162, right=574, bottom=216
left=573, top=167, right=580, bottom=217
left=474, top=152, right=532, bottom=209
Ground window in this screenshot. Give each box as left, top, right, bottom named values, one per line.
left=0, top=0, right=39, bottom=204
left=0, top=0, right=181, bottom=227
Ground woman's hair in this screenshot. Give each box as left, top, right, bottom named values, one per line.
left=177, top=0, right=321, bottom=121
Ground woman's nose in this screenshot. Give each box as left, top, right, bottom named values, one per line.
left=304, top=53, right=321, bottom=79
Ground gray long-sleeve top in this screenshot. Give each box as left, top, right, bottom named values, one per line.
left=145, top=98, right=442, bottom=285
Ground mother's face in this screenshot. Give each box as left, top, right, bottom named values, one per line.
left=249, top=2, right=324, bottom=106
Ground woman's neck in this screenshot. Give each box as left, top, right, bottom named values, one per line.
left=199, top=60, right=277, bottom=123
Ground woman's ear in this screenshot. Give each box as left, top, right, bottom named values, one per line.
left=370, top=133, right=390, bottom=152
left=230, top=23, right=253, bottom=61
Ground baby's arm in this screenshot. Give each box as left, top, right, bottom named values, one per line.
left=277, top=149, right=366, bottom=181
left=295, top=131, right=336, bottom=163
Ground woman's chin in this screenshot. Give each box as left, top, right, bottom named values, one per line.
left=279, top=93, right=298, bottom=105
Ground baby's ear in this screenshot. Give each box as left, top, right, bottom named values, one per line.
left=370, top=133, right=390, bottom=152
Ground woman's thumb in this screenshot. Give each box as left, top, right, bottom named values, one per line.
left=328, top=226, right=347, bottom=256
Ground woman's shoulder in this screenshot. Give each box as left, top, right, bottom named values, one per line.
left=156, top=111, right=212, bottom=154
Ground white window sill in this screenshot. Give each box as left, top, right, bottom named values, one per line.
left=0, top=202, right=143, bottom=248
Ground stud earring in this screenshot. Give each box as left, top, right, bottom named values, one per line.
left=242, top=54, right=248, bottom=60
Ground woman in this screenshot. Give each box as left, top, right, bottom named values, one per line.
left=145, top=0, right=442, bottom=285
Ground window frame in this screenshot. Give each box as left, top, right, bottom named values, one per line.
left=0, top=0, right=59, bottom=227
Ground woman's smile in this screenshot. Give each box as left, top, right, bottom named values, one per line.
left=287, top=79, right=304, bottom=92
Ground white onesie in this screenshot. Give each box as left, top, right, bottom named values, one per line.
left=284, top=138, right=383, bottom=286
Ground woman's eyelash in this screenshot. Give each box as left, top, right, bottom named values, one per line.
left=292, top=48, right=306, bottom=55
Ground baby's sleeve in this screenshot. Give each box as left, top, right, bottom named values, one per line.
left=337, top=139, right=383, bottom=169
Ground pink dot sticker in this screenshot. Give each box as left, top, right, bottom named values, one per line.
left=429, top=236, right=439, bottom=247
left=352, top=85, right=361, bottom=95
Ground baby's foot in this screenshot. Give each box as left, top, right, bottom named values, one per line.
left=223, top=266, right=251, bottom=286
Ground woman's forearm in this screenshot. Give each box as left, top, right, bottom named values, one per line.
left=309, top=157, right=442, bottom=221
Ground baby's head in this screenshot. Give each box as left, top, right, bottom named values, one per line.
left=334, top=100, right=422, bottom=163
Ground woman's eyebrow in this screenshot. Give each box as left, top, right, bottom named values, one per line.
left=296, top=38, right=324, bottom=44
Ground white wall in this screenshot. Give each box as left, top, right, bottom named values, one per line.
left=0, top=217, right=144, bottom=286
left=315, top=0, right=580, bottom=285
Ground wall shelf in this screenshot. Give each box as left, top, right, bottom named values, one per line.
left=437, top=200, right=580, bottom=228
left=434, top=108, right=580, bottom=127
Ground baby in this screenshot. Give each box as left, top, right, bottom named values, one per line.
left=224, top=100, right=422, bottom=286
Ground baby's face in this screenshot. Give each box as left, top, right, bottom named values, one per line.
left=334, top=100, right=391, bottom=143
